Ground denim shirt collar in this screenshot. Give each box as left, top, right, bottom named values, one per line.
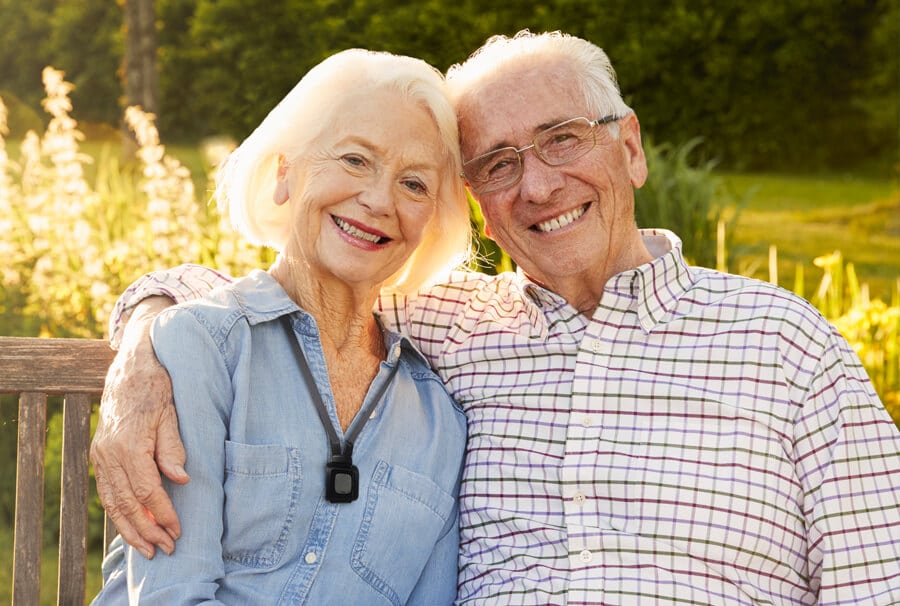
left=229, top=269, right=427, bottom=367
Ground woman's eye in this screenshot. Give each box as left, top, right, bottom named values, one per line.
left=341, top=154, right=366, bottom=168
left=403, top=178, right=428, bottom=195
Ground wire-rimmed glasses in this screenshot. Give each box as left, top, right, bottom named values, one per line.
left=462, top=115, right=622, bottom=195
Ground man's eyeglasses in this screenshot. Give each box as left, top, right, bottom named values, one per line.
left=462, top=115, right=622, bottom=195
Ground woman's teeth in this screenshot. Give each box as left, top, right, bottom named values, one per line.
left=535, top=204, right=587, bottom=233
left=334, top=217, right=385, bottom=243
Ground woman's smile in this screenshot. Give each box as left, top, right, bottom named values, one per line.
left=331, top=215, right=391, bottom=246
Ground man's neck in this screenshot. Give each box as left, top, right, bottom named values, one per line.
left=533, top=237, right=655, bottom=317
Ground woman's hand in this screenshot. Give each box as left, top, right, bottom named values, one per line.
left=90, top=296, right=188, bottom=559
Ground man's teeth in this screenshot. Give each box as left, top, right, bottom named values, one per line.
left=334, top=217, right=384, bottom=243
left=535, top=205, right=587, bottom=233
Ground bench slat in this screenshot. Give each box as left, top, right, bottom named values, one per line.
left=58, top=393, right=92, bottom=602
left=0, top=337, right=115, bottom=394
left=13, top=392, right=47, bottom=606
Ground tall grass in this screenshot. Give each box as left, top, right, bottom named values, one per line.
left=635, top=137, right=751, bottom=270
left=0, top=68, right=273, bottom=339
left=805, top=250, right=900, bottom=422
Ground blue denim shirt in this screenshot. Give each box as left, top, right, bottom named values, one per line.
left=94, top=270, right=466, bottom=605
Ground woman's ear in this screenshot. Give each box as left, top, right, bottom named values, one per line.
left=274, top=154, right=290, bottom=205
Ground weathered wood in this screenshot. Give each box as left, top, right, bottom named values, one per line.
left=58, top=393, right=92, bottom=603
left=0, top=337, right=115, bottom=394
left=4, top=336, right=118, bottom=606
left=13, top=392, right=47, bottom=606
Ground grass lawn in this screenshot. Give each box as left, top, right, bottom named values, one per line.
left=719, top=171, right=900, bottom=302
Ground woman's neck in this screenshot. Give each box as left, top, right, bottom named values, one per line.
left=268, top=255, right=383, bottom=354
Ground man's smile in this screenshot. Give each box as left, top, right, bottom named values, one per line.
left=533, top=203, right=589, bottom=233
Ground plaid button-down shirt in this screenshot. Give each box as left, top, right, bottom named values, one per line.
left=111, top=229, right=900, bottom=605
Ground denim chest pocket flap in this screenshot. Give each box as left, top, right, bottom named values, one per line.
left=222, top=440, right=302, bottom=567
left=352, top=460, right=457, bottom=604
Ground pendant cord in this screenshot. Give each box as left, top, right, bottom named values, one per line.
left=281, top=315, right=398, bottom=461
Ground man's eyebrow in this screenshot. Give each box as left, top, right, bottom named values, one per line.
left=535, top=117, right=572, bottom=132
left=475, top=117, right=576, bottom=155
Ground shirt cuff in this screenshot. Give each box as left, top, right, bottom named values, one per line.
left=108, top=264, right=235, bottom=349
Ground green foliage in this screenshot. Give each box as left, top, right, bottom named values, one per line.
left=467, top=194, right=513, bottom=275
left=47, top=0, right=122, bottom=126
left=0, top=0, right=121, bottom=127
left=608, top=0, right=895, bottom=170
left=1, top=0, right=896, bottom=170
left=802, top=252, right=900, bottom=426
left=0, top=0, right=56, bottom=113
left=635, top=138, right=750, bottom=269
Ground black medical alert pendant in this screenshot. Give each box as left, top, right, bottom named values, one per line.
left=282, top=315, right=395, bottom=506
left=326, top=455, right=359, bottom=503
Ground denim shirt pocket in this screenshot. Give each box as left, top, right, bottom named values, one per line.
left=351, top=460, right=456, bottom=605
left=222, top=441, right=302, bottom=568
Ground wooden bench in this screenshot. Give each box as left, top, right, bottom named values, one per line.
left=0, top=336, right=117, bottom=606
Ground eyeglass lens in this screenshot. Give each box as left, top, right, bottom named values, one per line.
left=464, top=117, right=599, bottom=194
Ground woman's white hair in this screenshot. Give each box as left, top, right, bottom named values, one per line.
left=446, top=30, right=633, bottom=138
left=216, top=48, right=471, bottom=294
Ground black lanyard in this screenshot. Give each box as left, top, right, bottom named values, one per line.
left=281, top=316, right=398, bottom=503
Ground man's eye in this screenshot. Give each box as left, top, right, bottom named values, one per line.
left=487, top=158, right=515, bottom=176
left=551, top=132, right=575, bottom=143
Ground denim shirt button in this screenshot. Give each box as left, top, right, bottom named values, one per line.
left=304, top=552, right=317, bottom=565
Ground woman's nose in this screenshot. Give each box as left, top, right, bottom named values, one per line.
left=357, top=176, right=394, bottom=215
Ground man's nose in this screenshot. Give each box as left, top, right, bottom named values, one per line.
left=517, top=150, right=564, bottom=204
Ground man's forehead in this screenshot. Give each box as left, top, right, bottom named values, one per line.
left=457, top=63, right=587, bottom=154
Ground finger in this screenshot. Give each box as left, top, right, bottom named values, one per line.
left=125, top=456, right=178, bottom=554
left=94, top=464, right=157, bottom=559
left=157, top=404, right=189, bottom=485
left=135, top=465, right=183, bottom=542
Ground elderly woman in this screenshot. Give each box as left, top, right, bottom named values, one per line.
left=92, top=49, right=471, bottom=605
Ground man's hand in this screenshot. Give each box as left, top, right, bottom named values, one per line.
left=90, top=296, right=188, bottom=559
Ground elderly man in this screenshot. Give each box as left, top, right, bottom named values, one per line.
left=93, top=31, right=900, bottom=605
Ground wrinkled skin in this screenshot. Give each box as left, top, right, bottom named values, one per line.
left=90, top=296, right=186, bottom=559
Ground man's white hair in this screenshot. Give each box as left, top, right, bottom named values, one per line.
left=446, top=30, right=633, bottom=139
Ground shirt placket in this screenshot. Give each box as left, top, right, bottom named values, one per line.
left=563, top=292, right=635, bottom=604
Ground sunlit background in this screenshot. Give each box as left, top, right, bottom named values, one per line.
left=0, top=1, right=898, bottom=602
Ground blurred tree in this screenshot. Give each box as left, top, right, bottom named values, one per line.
left=0, top=0, right=121, bottom=128
left=49, top=0, right=122, bottom=127
left=610, top=0, right=888, bottom=169
left=123, top=0, right=159, bottom=115
left=0, top=0, right=57, bottom=118
left=857, top=0, right=900, bottom=167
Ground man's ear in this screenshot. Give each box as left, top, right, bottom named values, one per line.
left=620, top=114, right=648, bottom=188
left=274, top=154, right=290, bottom=205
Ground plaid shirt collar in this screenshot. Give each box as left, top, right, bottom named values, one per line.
left=518, top=228, right=695, bottom=333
